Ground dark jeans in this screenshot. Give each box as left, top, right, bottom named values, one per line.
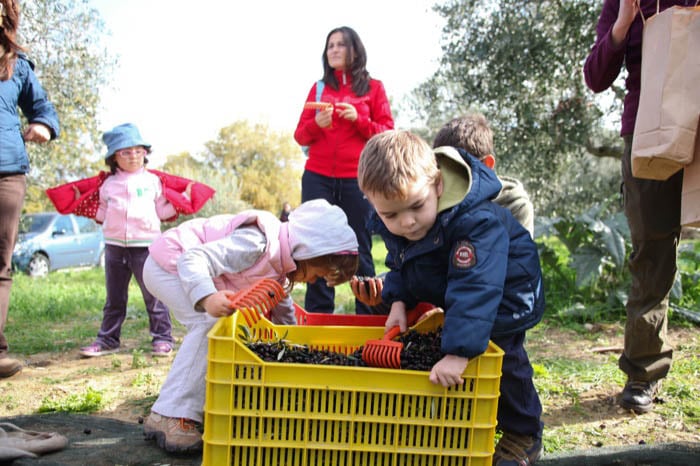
left=95, top=245, right=172, bottom=348
left=491, top=332, right=543, bottom=438
left=301, top=170, right=376, bottom=314
left=619, top=135, right=681, bottom=382
left=0, top=174, right=26, bottom=358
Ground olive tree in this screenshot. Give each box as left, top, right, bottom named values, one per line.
left=19, top=0, right=113, bottom=211
left=406, top=0, right=623, bottom=216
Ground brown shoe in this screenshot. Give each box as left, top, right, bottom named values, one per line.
left=143, top=412, right=202, bottom=453
left=0, top=358, right=22, bottom=379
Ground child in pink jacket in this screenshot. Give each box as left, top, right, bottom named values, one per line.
left=141, top=199, right=359, bottom=454
left=78, top=124, right=188, bottom=358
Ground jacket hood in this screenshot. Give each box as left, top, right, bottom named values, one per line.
left=287, top=199, right=358, bottom=260
left=434, top=146, right=502, bottom=215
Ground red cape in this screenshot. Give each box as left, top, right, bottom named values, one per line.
left=45, top=169, right=215, bottom=221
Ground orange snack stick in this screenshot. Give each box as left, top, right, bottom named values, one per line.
left=304, top=101, right=333, bottom=111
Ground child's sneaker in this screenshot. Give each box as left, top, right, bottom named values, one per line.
left=143, top=412, right=202, bottom=453
left=79, top=343, right=119, bottom=358
left=151, top=342, right=173, bottom=358
left=493, top=431, right=542, bottom=465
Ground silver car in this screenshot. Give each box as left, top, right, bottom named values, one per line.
left=12, top=213, right=105, bottom=277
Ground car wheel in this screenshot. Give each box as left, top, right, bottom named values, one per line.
left=97, top=250, right=105, bottom=268
left=28, top=253, right=50, bottom=278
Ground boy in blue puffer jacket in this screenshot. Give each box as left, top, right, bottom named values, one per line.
left=357, top=130, right=544, bottom=466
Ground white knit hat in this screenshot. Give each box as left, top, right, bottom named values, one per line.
left=287, top=199, right=358, bottom=260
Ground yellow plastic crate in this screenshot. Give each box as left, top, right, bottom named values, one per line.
left=202, top=310, right=503, bottom=466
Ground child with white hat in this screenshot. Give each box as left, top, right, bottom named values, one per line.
left=141, top=198, right=359, bottom=453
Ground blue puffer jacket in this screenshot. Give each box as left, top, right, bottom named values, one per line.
left=0, top=55, right=60, bottom=174
left=369, top=147, right=544, bottom=359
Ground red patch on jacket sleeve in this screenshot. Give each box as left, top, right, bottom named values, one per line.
left=453, top=241, right=477, bottom=269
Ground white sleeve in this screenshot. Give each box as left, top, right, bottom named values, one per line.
left=176, top=225, right=267, bottom=308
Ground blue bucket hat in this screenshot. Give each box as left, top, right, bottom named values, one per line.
left=103, top=123, right=152, bottom=159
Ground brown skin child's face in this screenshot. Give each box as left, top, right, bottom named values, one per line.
left=366, top=176, right=443, bottom=242
left=291, top=264, right=344, bottom=286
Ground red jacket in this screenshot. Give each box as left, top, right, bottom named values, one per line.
left=294, top=70, right=394, bottom=178
left=45, top=169, right=215, bottom=222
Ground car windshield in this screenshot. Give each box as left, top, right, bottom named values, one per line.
left=18, top=214, right=53, bottom=234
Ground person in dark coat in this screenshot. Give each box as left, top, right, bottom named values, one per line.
left=358, top=130, right=545, bottom=466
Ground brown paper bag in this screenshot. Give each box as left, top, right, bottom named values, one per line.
left=632, top=4, right=700, bottom=181
left=681, top=119, right=700, bottom=227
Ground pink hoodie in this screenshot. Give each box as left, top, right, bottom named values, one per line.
left=97, top=168, right=176, bottom=247
left=148, top=210, right=295, bottom=293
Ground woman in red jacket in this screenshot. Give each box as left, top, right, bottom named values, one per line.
left=294, top=26, right=394, bottom=315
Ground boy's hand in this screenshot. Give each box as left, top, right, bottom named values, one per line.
left=385, top=301, right=407, bottom=333
left=350, top=275, right=384, bottom=306
left=429, top=354, right=468, bottom=388
left=200, top=290, right=238, bottom=318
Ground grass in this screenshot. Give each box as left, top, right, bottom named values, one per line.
left=526, top=322, right=700, bottom=454
left=38, top=387, right=104, bottom=414
left=7, top=267, right=179, bottom=355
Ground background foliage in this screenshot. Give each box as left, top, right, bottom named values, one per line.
left=20, top=1, right=303, bottom=216
left=20, top=0, right=112, bottom=211
left=159, top=121, right=304, bottom=221
left=405, top=0, right=623, bottom=217
left=22, top=0, right=627, bottom=220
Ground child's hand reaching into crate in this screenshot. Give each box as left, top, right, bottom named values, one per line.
left=429, top=354, right=468, bottom=388
left=197, top=290, right=238, bottom=317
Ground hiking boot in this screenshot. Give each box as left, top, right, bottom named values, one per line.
left=79, top=342, right=119, bottom=358
left=143, top=412, right=202, bottom=453
left=619, top=379, right=660, bottom=414
left=151, top=342, right=173, bottom=358
left=493, top=431, right=542, bottom=465
left=0, top=357, right=22, bottom=379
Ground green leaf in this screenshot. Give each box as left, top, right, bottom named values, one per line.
left=237, top=324, right=251, bottom=342
left=571, top=245, right=604, bottom=288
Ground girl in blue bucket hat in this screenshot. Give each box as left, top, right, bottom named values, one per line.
left=69, top=123, right=214, bottom=358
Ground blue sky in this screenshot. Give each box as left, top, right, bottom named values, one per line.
left=89, top=0, right=444, bottom=163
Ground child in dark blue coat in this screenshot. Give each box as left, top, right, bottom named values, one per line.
left=357, top=130, right=545, bottom=466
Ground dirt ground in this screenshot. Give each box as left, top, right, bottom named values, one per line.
left=1, top=325, right=699, bottom=465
